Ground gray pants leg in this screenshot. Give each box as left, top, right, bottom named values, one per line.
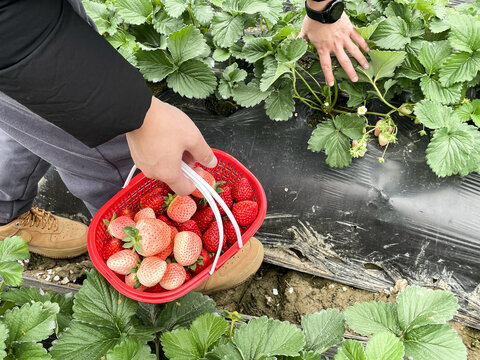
left=0, top=92, right=134, bottom=223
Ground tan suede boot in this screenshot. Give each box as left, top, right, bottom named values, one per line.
left=0, top=207, right=88, bottom=259
left=194, top=237, right=264, bottom=295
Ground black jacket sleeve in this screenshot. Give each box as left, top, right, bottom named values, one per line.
left=0, top=0, right=152, bottom=147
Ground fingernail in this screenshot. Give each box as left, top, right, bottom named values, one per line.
left=207, top=156, right=217, bottom=168
left=353, top=76, right=358, bottom=82
left=363, top=63, right=369, bottom=69
left=328, top=81, right=334, bottom=87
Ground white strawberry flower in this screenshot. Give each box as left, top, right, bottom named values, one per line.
left=357, top=106, right=367, bottom=115
left=324, top=102, right=329, bottom=107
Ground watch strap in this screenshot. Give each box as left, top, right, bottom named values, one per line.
left=305, top=0, right=344, bottom=24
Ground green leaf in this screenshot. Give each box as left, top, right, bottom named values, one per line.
left=72, top=270, right=137, bottom=331
left=324, top=131, right=352, bottom=168
left=397, top=54, right=425, bottom=80
left=345, top=301, right=401, bottom=336
left=232, top=80, right=272, bottom=107
left=334, top=114, right=365, bottom=140
left=116, top=0, right=152, bottom=25
left=404, top=324, right=467, bottom=360
left=225, top=0, right=270, bottom=13
left=191, top=313, right=229, bottom=355
left=136, top=291, right=216, bottom=332
left=2, top=302, right=58, bottom=346
left=82, top=1, right=120, bottom=36
left=212, top=13, right=244, bottom=48
left=1, top=288, right=73, bottom=333
left=192, top=0, right=214, bottom=25
left=397, top=285, right=459, bottom=331
left=50, top=321, right=121, bottom=360
left=231, top=316, right=305, bottom=359
left=167, top=60, right=216, bottom=99
left=454, top=99, right=480, bottom=123
left=0, top=262, right=23, bottom=287
left=260, top=57, right=290, bottom=92
left=242, top=38, right=274, bottom=63
left=164, top=0, right=188, bottom=18
left=129, top=24, right=165, bottom=51
left=339, top=82, right=366, bottom=107
left=447, top=14, right=480, bottom=53
left=223, top=63, right=247, bottom=83
left=301, top=309, right=345, bottom=354
left=152, top=11, right=185, bottom=36
left=161, top=329, right=201, bottom=360
left=308, top=120, right=336, bottom=152
left=420, top=76, right=462, bottom=105
left=334, top=339, right=366, bottom=360
left=213, top=48, right=230, bottom=62
left=439, top=51, right=480, bottom=87
left=356, top=22, right=381, bottom=40
left=106, top=29, right=136, bottom=52
left=365, top=332, right=404, bottom=360
left=167, top=26, right=207, bottom=65
left=205, top=342, right=244, bottom=360
left=276, top=38, right=308, bottom=64
left=362, top=50, right=406, bottom=81
left=265, top=79, right=295, bottom=121
left=0, top=237, right=29, bottom=263
left=0, top=323, right=8, bottom=360
left=429, top=18, right=450, bottom=34
left=106, top=338, right=155, bottom=360
left=218, top=80, right=234, bottom=99
left=418, top=41, right=451, bottom=74
left=370, top=17, right=410, bottom=50
left=136, top=50, right=175, bottom=82
left=6, top=342, right=51, bottom=360
left=413, top=100, right=458, bottom=129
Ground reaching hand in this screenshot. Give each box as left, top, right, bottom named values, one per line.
left=126, top=97, right=217, bottom=196
left=299, top=12, right=370, bottom=86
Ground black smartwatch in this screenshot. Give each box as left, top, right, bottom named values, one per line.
left=305, top=0, right=345, bottom=24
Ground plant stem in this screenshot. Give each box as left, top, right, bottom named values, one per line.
left=187, top=6, right=197, bottom=26
left=332, top=79, right=338, bottom=109
left=370, top=80, right=416, bottom=120
left=292, top=69, right=323, bottom=111
left=154, top=335, right=160, bottom=360
left=294, top=68, right=323, bottom=105
left=0, top=281, right=4, bottom=293
left=259, top=16, right=264, bottom=31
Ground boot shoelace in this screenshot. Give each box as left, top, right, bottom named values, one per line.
left=18, top=207, right=58, bottom=231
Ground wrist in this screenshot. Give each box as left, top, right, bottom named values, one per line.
left=306, top=0, right=330, bottom=11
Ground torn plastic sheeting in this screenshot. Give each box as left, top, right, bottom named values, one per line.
left=155, top=92, right=480, bottom=330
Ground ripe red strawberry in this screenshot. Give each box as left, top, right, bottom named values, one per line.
left=105, top=215, right=135, bottom=240
left=139, top=188, right=167, bottom=216
left=173, top=231, right=203, bottom=266
left=191, top=167, right=216, bottom=198
left=107, top=250, right=138, bottom=275
left=137, top=256, right=167, bottom=287
left=134, top=207, right=156, bottom=222
left=185, top=271, right=194, bottom=282
left=157, top=214, right=173, bottom=226
left=102, top=238, right=123, bottom=261
left=157, top=225, right=177, bottom=261
left=179, top=220, right=202, bottom=238
left=165, top=195, right=197, bottom=223
left=222, top=242, right=229, bottom=253
left=199, top=164, right=218, bottom=177
left=125, top=272, right=147, bottom=291
left=194, top=197, right=209, bottom=210
left=232, top=177, right=254, bottom=202
left=216, top=184, right=233, bottom=215
left=119, top=207, right=137, bottom=220
left=192, top=207, right=215, bottom=233
left=223, top=219, right=239, bottom=245
left=202, top=221, right=227, bottom=253
left=123, top=218, right=171, bottom=256
left=159, top=262, right=187, bottom=290
left=232, top=200, right=258, bottom=226
left=191, top=249, right=213, bottom=274
left=146, top=283, right=167, bottom=293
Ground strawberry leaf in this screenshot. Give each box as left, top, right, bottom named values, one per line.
left=212, top=13, right=245, bottom=48
left=345, top=301, right=401, bottom=336
left=334, top=114, right=365, bottom=140
left=420, top=76, right=462, bottom=105
left=0, top=236, right=29, bottom=286
left=276, top=38, right=308, bottom=64
left=167, top=60, right=217, bottom=99
left=83, top=1, right=121, bottom=36
left=334, top=339, right=366, bottom=360
left=116, top=0, right=152, bottom=25
left=242, top=38, right=274, bottom=63
left=167, top=26, right=208, bottom=65
left=213, top=48, right=230, bottom=62
left=447, top=14, right=480, bottom=53
left=163, top=0, right=188, bottom=18
left=308, top=120, right=336, bottom=152
left=136, top=50, right=175, bottom=82
left=106, top=338, right=156, bottom=360
left=6, top=342, right=50, bottom=360
left=192, top=0, right=214, bottom=25
left=413, top=100, right=459, bottom=129
left=438, top=50, right=480, bottom=87
left=361, top=50, right=406, bottom=81
left=260, top=56, right=290, bottom=92
left=232, top=79, right=272, bottom=108
left=302, top=309, right=345, bottom=354
left=371, top=17, right=411, bottom=50
left=324, top=131, right=352, bottom=168
left=454, top=99, right=480, bottom=124
left=365, top=332, right=404, bottom=360
left=339, top=82, right=366, bottom=107
left=418, top=41, right=451, bottom=75
left=152, top=11, right=185, bottom=36
left=264, top=78, right=295, bottom=121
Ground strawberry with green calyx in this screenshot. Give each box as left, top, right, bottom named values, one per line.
left=232, top=200, right=258, bottom=226
left=159, top=262, right=187, bottom=290
left=191, top=167, right=216, bottom=198
left=173, top=231, right=203, bottom=266
left=232, top=177, right=254, bottom=202
left=137, top=256, right=167, bottom=287
left=191, top=249, right=214, bottom=274
left=202, top=221, right=227, bottom=253
left=103, top=213, right=136, bottom=239
left=125, top=272, right=147, bottom=291
left=192, top=207, right=215, bottom=233
left=139, top=188, right=167, bottom=216
left=179, top=220, right=202, bottom=238
left=164, top=194, right=197, bottom=223
left=134, top=207, right=156, bottom=222
left=102, top=238, right=124, bottom=261
left=106, top=249, right=139, bottom=275
left=123, top=218, right=171, bottom=256
left=216, top=183, right=233, bottom=215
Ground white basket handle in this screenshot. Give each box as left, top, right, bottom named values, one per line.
left=122, top=163, right=243, bottom=275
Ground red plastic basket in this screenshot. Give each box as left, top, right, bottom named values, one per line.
left=87, top=149, right=267, bottom=303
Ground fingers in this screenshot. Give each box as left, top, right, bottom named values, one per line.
left=334, top=47, right=358, bottom=82
left=319, top=50, right=335, bottom=86
left=345, top=41, right=369, bottom=70
left=164, top=165, right=196, bottom=196
left=187, top=136, right=217, bottom=168
left=350, top=30, right=370, bottom=53
left=182, top=151, right=196, bottom=168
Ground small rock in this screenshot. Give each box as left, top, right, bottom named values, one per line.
left=288, top=287, right=294, bottom=294
left=265, top=295, right=273, bottom=304
left=393, top=279, right=408, bottom=293
left=272, top=288, right=278, bottom=296
left=329, top=284, right=335, bottom=289
left=35, top=272, right=43, bottom=277
left=46, top=269, right=53, bottom=274
left=342, top=286, right=347, bottom=291
left=60, top=277, right=70, bottom=284
left=53, top=275, right=60, bottom=281
left=45, top=275, right=51, bottom=281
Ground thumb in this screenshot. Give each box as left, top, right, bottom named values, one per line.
left=188, top=137, right=217, bottom=169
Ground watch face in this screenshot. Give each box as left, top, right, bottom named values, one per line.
left=329, top=1, right=345, bottom=21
